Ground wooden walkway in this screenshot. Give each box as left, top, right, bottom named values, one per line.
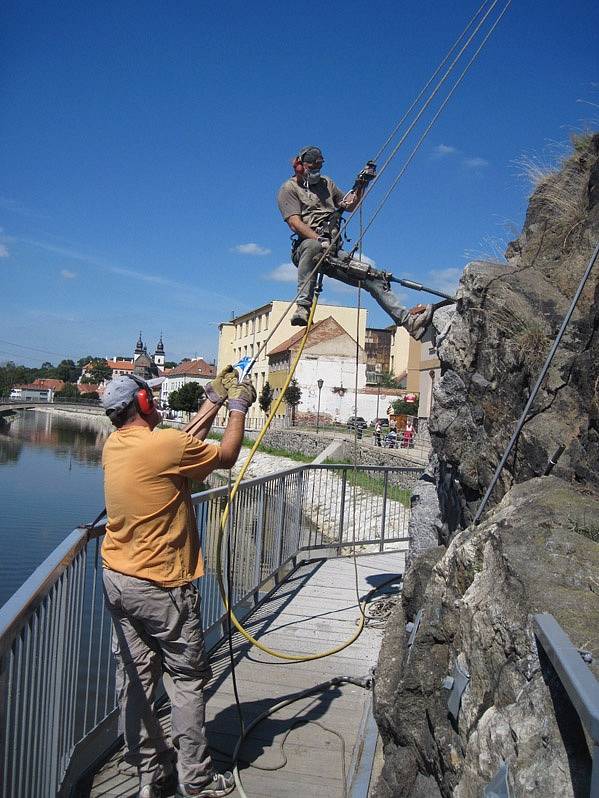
left=86, top=552, right=406, bottom=797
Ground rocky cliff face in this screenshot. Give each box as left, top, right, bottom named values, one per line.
left=373, top=133, right=599, bottom=796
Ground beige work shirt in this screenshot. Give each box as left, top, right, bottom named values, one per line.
left=277, top=175, right=345, bottom=232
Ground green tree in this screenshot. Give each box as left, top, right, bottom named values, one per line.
left=259, top=381, right=274, bottom=414
left=55, top=359, right=79, bottom=383
left=283, top=378, right=302, bottom=425
left=55, top=382, right=80, bottom=401
left=169, top=382, right=205, bottom=414
left=82, top=358, right=112, bottom=384
left=39, top=361, right=55, bottom=377
left=164, top=361, right=178, bottom=369
left=77, top=356, right=95, bottom=367
left=0, top=362, right=33, bottom=396
left=392, top=397, right=419, bottom=416
left=377, top=370, right=405, bottom=388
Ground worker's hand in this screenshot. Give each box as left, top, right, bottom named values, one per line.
left=204, top=365, right=235, bottom=406
left=228, top=377, right=257, bottom=415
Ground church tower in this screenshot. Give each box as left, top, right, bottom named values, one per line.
left=134, top=331, right=145, bottom=362
left=154, top=334, right=165, bottom=368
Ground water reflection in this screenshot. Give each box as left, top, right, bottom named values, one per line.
left=0, top=431, right=23, bottom=464
left=6, top=409, right=110, bottom=465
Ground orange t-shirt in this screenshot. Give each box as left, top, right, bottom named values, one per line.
left=101, top=426, right=219, bottom=586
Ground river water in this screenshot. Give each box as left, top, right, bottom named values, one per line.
left=0, top=409, right=111, bottom=608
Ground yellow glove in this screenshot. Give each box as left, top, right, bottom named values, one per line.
left=228, top=377, right=257, bottom=414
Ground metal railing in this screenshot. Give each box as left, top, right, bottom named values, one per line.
left=533, top=613, right=599, bottom=797
left=0, top=463, right=420, bottom=797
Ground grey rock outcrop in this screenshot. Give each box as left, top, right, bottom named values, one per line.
left=373, top=132, right=599, bottom=796
left=375, top=478, right=599, bottom=797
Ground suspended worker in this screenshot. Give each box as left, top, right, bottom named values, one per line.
left=277, top=145, right=433, bottom=337
left=100, top=370, right=256, bottom=798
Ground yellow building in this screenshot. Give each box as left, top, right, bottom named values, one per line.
left=217, top=300, right=367, bottom=424
left=388, top=326, right=422, bottom=393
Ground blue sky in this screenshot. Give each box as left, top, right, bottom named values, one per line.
left=1, top=0, right=597, bottom=366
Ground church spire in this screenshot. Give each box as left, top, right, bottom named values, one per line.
left=135, top=331, right=144, bottom=354
left=154, top=332, right=165, bottom=367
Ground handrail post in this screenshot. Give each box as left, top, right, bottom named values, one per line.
left=380, top=470, right=388, bottom=552
left=275, top=477, right=286, bottom=579
left=253, top=485, right=265, bottom=602
left=338, top=468, right=347, bottom=555
left=294, top=469, right=304, bottom=552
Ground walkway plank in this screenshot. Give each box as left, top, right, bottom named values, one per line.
left=86, top=552, right=405, bottom=798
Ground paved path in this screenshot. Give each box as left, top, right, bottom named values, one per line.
left=86, top=552, right=406, bottom=797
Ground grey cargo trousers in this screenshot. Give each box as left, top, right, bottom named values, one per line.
left=103, top=569, right=213, bottom=785
left=292, top=238, right=411, bottom=326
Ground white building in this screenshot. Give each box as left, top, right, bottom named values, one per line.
left=160, top=358, right=216, bottom=407
left=10, top=384, right=55, bottom=402
left=266, top=317, right=413, bottom=423
left=217, top=299, right=367, bottom=425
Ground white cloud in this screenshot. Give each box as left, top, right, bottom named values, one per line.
left=60, top=269, right=76, bottom=279
left=463, top=157, right=489, bottom=169
left=432, top=144, right=458, bottom=158
left=232, top=243, right=271, bottom=256
left=266, top=262, right=296, bottom=283
left=427, top=267, right=462, bottom=296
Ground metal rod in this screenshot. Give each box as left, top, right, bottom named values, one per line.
left=390, top=275, right=456, bottom=301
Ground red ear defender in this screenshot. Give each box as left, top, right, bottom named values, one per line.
left=135, top=387, right=154, bottom=415
left=293, top=156, right=305, bottom=175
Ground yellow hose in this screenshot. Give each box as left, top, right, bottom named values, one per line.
left=216, top=291, right=365, bottom=661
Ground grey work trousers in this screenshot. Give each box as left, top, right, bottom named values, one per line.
left=292, top=238, right=411, bottom=326
left=102, top=569, right=213, bottom=786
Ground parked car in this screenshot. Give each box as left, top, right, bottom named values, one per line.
left=369, top=417, right=390, bottom=429
left=346, top=416, right=367, bottom=431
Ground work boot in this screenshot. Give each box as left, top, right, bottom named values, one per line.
left=290, top=305, right=309, bottom=326
left=402, top=304, right=433, bottom=341
left=176, top=770, right=235, bottom=797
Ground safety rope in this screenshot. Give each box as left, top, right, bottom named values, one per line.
left=204, top=0, right=512, bottom=665
left=352, top=0, right=512, bottom=252
left=371, top=0, right=499, bottom=164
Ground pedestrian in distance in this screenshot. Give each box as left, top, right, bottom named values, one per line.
left=374, top=420, right=382, bottom=447
left=100, top=369, right=256, bottom=798
left=277, top=145, right=433, bottom=337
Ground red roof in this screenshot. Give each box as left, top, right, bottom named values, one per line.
left=78, top=383, right=103, bottom=395
left=30, top=379, right=65, bottom=390
left=168, top=358, right=216, bottom=377
left=13, top=383, right=54, bottom=392
left=106, top=360, right=134, bottom=371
